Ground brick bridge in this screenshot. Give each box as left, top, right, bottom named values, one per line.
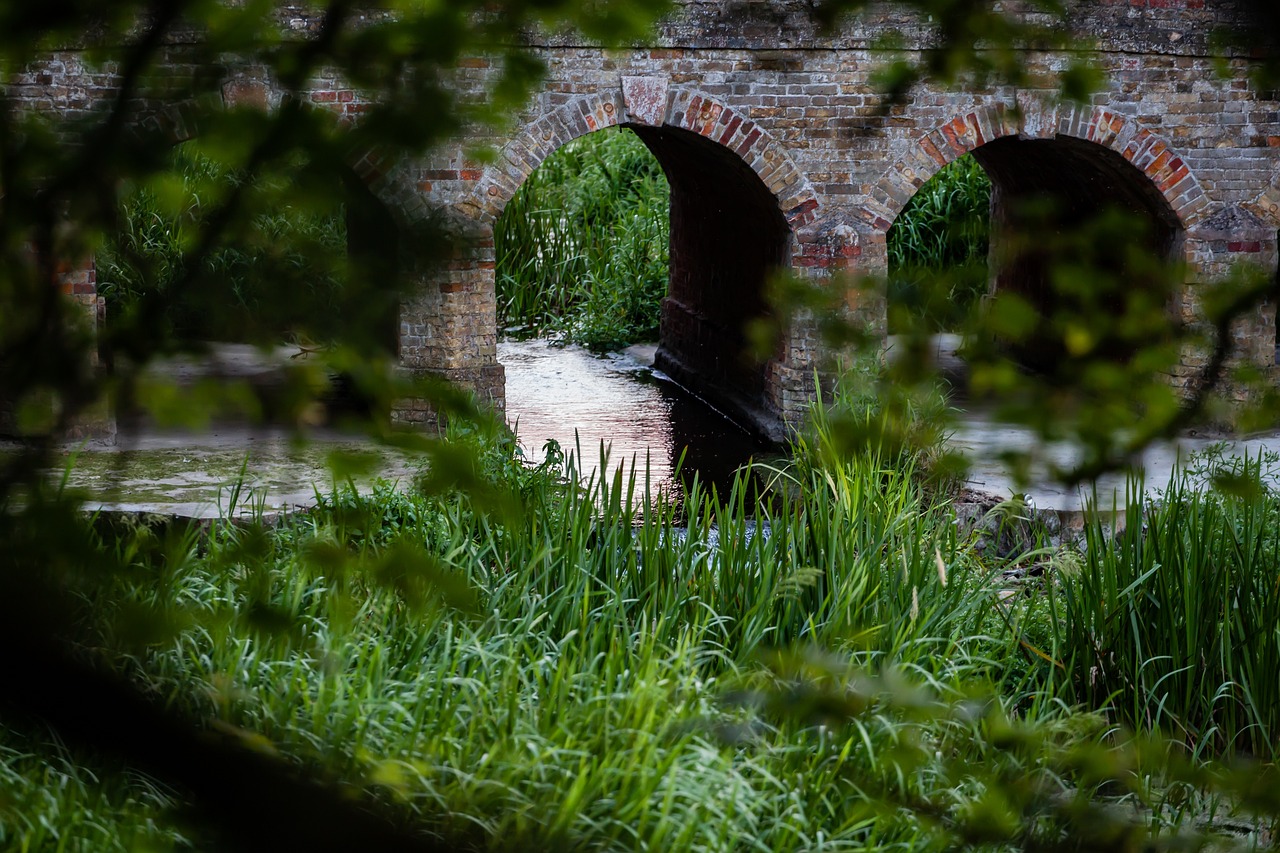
left=23, top=2, right=1280, bottom=439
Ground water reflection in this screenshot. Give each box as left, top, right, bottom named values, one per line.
left=499, top=339, right=771, bottom=500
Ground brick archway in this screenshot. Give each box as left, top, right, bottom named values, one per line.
left=471, top=86, right=819, bottom=230
left=863, top=101, right=1208, bottom=243
left=463, top=83, right=824, bottom=438
left=863, top=99, right=1227, bottom=381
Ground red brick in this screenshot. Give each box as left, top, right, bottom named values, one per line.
left=919, top=136, right=947, bottom=168
left=718, top=114, right=743, bottom=145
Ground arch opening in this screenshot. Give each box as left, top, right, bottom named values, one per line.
left=493, top=121, right=793, bottom=438
left=974, top=135, right=1183, bottom=374
left=886, top=154, right=991, bottom=336
left=95, top=140, right=403, bottom=424
left=493, top=126, right=670, bottom=348
left=887, top=132, right=1185, bottom=382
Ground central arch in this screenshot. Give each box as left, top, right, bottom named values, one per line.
left=472, top=86, right=821, bottom=440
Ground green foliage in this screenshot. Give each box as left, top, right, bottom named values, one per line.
left=0, top=433, right=1031, bottom=850
left=98, top=145, right=351, bottom=344
left=887, top=154, right=991, bottom=332
left=4, top=1, right=1280, bottom=850
left=0, top=729, right=187, bottom=852
left=495, top=127, right=669, bottom=351
left=0, top=2, right=674, bottom=848
left=1049, top=455, right=1280, bottom=761
left=9, top=426, right=1280, bottom=850
left=744, top=651, right=1280, bottom=853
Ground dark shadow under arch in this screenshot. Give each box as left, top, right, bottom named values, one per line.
left=973, top=133, right=1182, bottom=283
left=628, top=123, right=792, bottom=433
left=967, top=134, right=1185, bottom=373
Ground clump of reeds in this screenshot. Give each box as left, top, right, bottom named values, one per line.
left=887, top=153, right=991, bottom=333
left=1049, top=454, right=1280, bottom=761
left=10, top=414, right=1280, bottom=850
left=494, top=127, right=669, bottom=350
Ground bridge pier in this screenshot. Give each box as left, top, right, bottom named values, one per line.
left=392, top=248, right=506, bottom=427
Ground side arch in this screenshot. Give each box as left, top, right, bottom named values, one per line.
left=863, top=101, right=1209, bottom=239
left=863, top=98, right=1262, bottom=386
left=123, top=85, right=415, bottom=356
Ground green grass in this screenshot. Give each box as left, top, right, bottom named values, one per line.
left=887, top=154, right=991, bottom=333
left=1048, top=452, right=1280, bottom=761
left=7, top=400, right=1280, bottom=850
left=494, top=127, right=669, bottom=351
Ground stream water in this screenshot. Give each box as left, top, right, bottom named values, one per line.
left=499, top=338, right=774, bottom=500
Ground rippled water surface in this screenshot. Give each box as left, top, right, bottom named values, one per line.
left=500, top=339, right=772, bottom=499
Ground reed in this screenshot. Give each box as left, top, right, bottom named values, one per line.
left=8, top=419, right=1279, bottom=850
left=2, top=409, right=1007, bottom=851
left=1048, top=456, right=1280, bottom=760
left=886, top=154, right=991, bottom=333
left=494, top=127, right=669, bottom=350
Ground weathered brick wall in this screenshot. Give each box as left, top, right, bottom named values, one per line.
left=423, top=0, right=1280, bottom=434
left=10, top=1, right=1280, bottom=436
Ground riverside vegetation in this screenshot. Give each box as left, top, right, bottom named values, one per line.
left=99, top=118, right=989, bottom=350
left=97, top=144, right=357, bottom=346
left=495, top=127, right=670, bottom=351
left=7, top=2, right=1280, bottom=849
left=16, top=87, right=1280, bottom=853
left=494, top=134, right=992, bottom=347
left=4, top=389, right=1280, bottom=850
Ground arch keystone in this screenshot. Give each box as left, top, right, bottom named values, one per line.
left=621, top=76, right=669, bottom=126
left=1016, top=90, right=1060, bottom=140
left=1192, top=204, right=1271, bottom=248
left=794, top=211, right=862, bottom=272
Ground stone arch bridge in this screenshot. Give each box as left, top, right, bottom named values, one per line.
left=22, top=1, right=1280, bottom=439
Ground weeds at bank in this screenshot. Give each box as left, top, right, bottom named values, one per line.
left=4, top=415, right=1280, bottom=850
left=1048, top=454, right=1280, bottom=762
left=495, top=127, right=669, bottom=351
